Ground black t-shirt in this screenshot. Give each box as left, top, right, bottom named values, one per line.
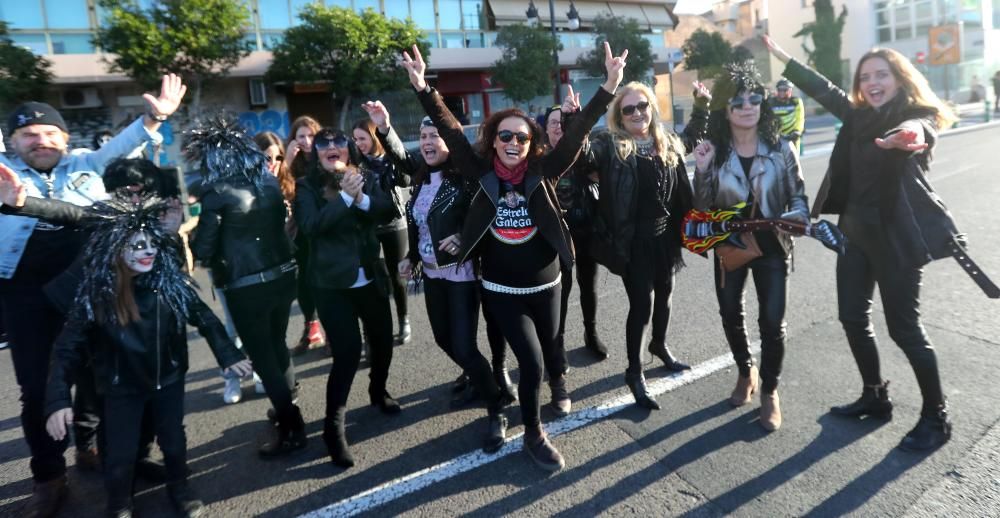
left=737, top=153, right=783, bottom=255
left=635, top=155, right=672, bottom=237
left=480, top=181, right=560, bottom=288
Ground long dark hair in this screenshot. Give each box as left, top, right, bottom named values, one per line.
left=475, top=108, right=546, bottom=163
left=706, top=61, right=781, bottom=168
left=307, top=127, right=366, bottom=192
left=102, top=158, right=170, bottom=197
left=351, top=118, right=385, bottom=158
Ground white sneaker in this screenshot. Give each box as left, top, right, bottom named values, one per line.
left=254, top=372, right=266, bottom=394
left=223, top=376, right=242, bottom=404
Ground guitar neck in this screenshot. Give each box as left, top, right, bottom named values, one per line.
left=721, top=218, right=809, bottom=236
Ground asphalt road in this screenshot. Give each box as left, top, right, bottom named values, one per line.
left=1, top=123, right=998, bottom=517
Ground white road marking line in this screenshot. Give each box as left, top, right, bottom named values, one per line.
left=298, top=344, right=759, bottom=518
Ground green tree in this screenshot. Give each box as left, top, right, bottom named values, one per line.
left=491, top=24, right=562, bottom=104
left=266, top=4, right=427, bottom=128
left=681, top=28, right=734, bottom=79
left=93, top=0, right=251, bottom=111
left=0, top=21, right=53, bottom=114
left=579, top=15, right=654, bottom=85
left=794, top=0, right=848, bottom=87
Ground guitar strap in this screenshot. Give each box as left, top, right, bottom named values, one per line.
left=948, top=236, right=1000, bottom=299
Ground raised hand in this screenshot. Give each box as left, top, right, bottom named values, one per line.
left=0, top=163, right=27, bottom=208
left=694, top=140, right=715, bottom=172
left=561, top=84, right=581, bottom=113
left=761, top=35, right=791, bottom=64
left=693, top=81, right=712, bottom=103
left=143, top=73, right=187, bottom=119
left=875, top=129, right=928, bottom=152
left=362, top=101, right=391, bottom=132
left=602, top=42, right=628, bottom=94
left=46, top=408, right=73, bottom=441
left=285, top=139, right=301, bottom=163
left=401, top=44, right=428, bottom=91
left=341, top=170, right=365, bottom=204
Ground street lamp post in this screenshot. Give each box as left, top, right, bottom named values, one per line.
left=526, top=1, right=580, bottom=104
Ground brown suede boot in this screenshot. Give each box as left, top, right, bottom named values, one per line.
left=730, top=365, right=759, bottom=407
left=760, top=391, right=782, bottom=431
left=523, top=426, right=565, bottom=472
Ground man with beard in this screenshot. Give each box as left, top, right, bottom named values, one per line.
left=0, top=74, right=186, bottom=518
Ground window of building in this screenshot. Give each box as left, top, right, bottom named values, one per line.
left=878, top=27, right=892, bottom=43
left=409, top=0, right=436, bottom=31
left=51, top=33, right=94, bottom=54
left=1, top=1, right=45, bottom=29
left=462, top=0, right=482, bottom=30
left=440, top=31, right=465, bottom=48
left=259, top=0, right=292, bottom=29
left=9, top=32, right=47, bottom=54
left=261, top=31, right=285, bottom=50
left=439, top=0, right=462, bottom=30
left=44, top=0, right=89, bottom=29
left=960, top=0, right=982, bottom=28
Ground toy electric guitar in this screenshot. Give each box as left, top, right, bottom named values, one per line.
left=681, top=203, right=847, bottom=255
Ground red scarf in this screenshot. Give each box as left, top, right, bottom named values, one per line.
left=493, top=156, right=528, bottom=185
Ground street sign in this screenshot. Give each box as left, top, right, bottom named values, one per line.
left=915, top=51, right=926, bottom=64
left=928, top=24, right=961, bottom=65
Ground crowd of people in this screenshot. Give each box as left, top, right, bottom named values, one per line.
left=0, top=35, right=970, bottom=518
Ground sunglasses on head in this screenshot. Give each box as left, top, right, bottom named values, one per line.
left=728, top=94, right=764, bottom=109
left=420, top=117, right=435, bottom=128
left=315, top=134, right=350, bottom=150
left=621, top=101, right=650, bottom=116
left=497, top=129, right=531, bottom=145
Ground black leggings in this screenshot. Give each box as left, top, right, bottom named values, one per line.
left=423, top=277, right=500, bottom=411
left=559, top=228, right=600, bottom=339
left=837, top=212, right=944, bottom=415
left=294, top=234, right=316, bottom=322
left=481, top=289, right=511, bottom=370
left=623, top=236, right=676, bottom=373
left=377, top=229, right=409, bottom=323
left=482, top=285, right=560, bottom=428
left=225, top=273, right=298, bottom=423
left=714, top=252, right=789, bottom=394
left=314, top=282, right=394, bottom=416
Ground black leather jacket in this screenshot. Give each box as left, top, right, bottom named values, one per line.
left=576, top=102, right=708, bottom=275
left=374, top=127, right=476, bottom=268
left=45, top=285, right=244, bottom=415
left=416, top=86, right=614, bottom=270
left=293, top=163, right=396, bottom=290
left=191, top=175, right=295, bottom=287
left=367, top=154, right=411, bottom=233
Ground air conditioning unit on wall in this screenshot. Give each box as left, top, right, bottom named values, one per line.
left=60, top=87, right=102, bottom=109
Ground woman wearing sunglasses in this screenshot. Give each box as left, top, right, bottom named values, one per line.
left=691, top=62, right=809, bottom=431
left=575, top=79, right=710, bottom=410
left=293, top=127, right=398, bottom=468
left=402, top=42, right=626, bottom=471
left=353, top=119, right=413, bottom=346
left=764, top=37, right=959, bottom=450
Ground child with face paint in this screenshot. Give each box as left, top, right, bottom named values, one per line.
left=41, top=195, right=251, bottom=518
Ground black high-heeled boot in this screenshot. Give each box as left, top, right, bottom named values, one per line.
left=584, top=325, right=608, bottom=360
left=483, top=411, right=508, bottom=453
left=324, top=409, right=355, bottom=468
left=831, top=380, right=893, bottom=419
left=494, top=365, right=517, bottom=406
left=648, top=340, right=690, bottom=371
left=167, top=482, right=204, bottom=518
left=259, top=405, right=307, bottom=458
left=625, top=370, right=660, bottom=410
left=898, top=405, right=952, bottom=452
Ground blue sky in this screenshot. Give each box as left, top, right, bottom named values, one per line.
left=674, top=0, right=715, bottom=15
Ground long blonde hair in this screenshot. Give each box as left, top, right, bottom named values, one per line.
left=850, top=48, right=958, bottom=128
left=605, top=81, right=684, bottom=168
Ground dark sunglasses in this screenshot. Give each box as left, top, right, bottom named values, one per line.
left=728, top=94, right=764, bottom=109
left=420, top=117, right=435, bottom=128
left=497, top=129, right=531, bottom=144
left=621, top=101, right=650, bottom=116
left=269, top=154, right=284, bottom=162
left=315, top=134, right=350, bottom=149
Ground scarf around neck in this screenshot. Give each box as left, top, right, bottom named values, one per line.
left=493, top=156, right=529, bottom=185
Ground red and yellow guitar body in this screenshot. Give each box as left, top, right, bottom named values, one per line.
left=681, top=203, right=748, bottom=254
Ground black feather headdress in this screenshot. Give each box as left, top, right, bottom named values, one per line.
left=74, top=193, right=198, bottom=331
left=709, top=60, right=767, bottom=112
left=182, top=114, right=269, bottom=185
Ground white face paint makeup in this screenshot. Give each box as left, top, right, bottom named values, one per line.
left=122, top=231, right=158, bottom=274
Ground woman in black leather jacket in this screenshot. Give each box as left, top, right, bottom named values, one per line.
left=692, top=62, right=809, bottom=431
left=576, top=80, right=710, bottom=410
left=42, top=196, right=251, bottom=518
left=765, top=37, right=959, bottom=451
left=293, top=127, right=397, bottom=469
left=353, top=118, right=412, bottom=344
left=368, top=103, right=509, bottom=453
left=185, top=118, right=303, bottom=459
left=402, top=43, right=624, bottom=472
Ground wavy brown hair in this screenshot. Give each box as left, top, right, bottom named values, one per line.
left=254, top=131, right=295, bottom=201
left=351, top=118, right=385, bottom=158
left=286, top=115, right=321, bottom=178
left=850, top=48, right=957, bottom=128
left=474, top=108, right=546, bottom=164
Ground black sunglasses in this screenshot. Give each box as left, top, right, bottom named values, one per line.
left=497, top=129, right=531, bottom=144
left=315, top=134, right=350, bottom=149
left=621, top=101, right=650, bottom=116
left=728, top=94, right=764, bottom=109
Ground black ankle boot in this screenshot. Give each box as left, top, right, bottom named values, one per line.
left=324, top=409, right=355, bottom=468
left=648, top=341, right=690, bottom=371
left=452, top=374, right=470, bottom=394
left=494, top=366, right=518, bottom=406
left=483, top=412, right=508, bottom=453
left=450, top=383, right=481, bottom=409
left=831, top=381, right=893, bottom=419
left=625, top=370, right=660, bottom=410
left=584, top=326, right=609, bottom=360
left=369, top=390, right=401, bottom=414
left=259, top=405, right=308, bottom=458
left=898, top=405, right=951, bottom=452
left=167, top=482, right=204, bottom=518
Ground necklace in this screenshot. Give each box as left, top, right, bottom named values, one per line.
left=635, top=137, right=655, bottom=157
